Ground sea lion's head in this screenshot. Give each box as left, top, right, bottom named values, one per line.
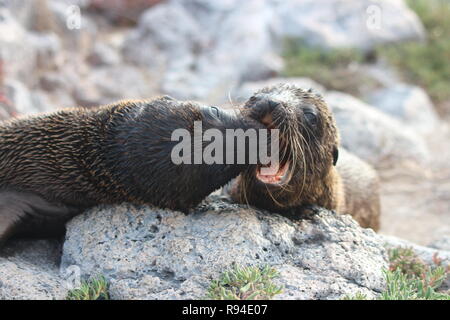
left=235, top=84, right=340, bottom=210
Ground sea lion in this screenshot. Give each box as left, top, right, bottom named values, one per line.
left=228, top=84, right=381, bottom=230
left=0, top=96, right=267, bottom=246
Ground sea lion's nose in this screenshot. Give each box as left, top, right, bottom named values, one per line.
left=249, top=96, right=280, bottom=114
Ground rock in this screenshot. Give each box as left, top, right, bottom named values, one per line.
left=123, top=0, right=281, bottom=102
left=30, top=90, right=58, bottom=113
left=367, top=84, right=440, bottom=135
left=88, top=0, right=164, bottom=24
left=121, top=0, right=424, bottom=102
left=47, top=0, right=98, bottom=56
left=87, top=42, right=121, bottom=66
left=0, top=8, right=36, bottom=81
left=235, top=77, right=326, bottom=103
left=4, top=79, right=59, bottom=115
left=429, top=236, right=450, bottom=252
left=62, top=197, right=387, bottom=300
left=0, top=239, right=67, bottom=300
left=4, top=79, right=35, bottom=115
left=28, top=32, right=64, bottom=70
left=79, top=64, right=157, bottom=104
left=325, top=91, right=429, bottom=168
left=275, top=0, right=425, bottom=50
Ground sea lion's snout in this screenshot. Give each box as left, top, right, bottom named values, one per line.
left=243, top=96, right=282, bottom=128
left=240, top=95, right=294, bottom=186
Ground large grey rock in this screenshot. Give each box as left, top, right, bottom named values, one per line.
left=123, top=0, right=280, bottom=102
left=0, top=239, right=67, bottom=300
left=367, top=84, right=440, bottom=135
left=61, top=197, right=387, bottom=300
left=274, top=0, right=425, bottom=50
left=325, top=91, right=429, bottom=168
left=429, top=236, right=450, bottom=252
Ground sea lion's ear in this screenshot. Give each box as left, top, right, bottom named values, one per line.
left=332, top=146, right=339, bottom=166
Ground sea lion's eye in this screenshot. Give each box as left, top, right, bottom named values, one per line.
left=304, top=111, right=317, bottom=125
left=210, top=106, right=220, bottom=117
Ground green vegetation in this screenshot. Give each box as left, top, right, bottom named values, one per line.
left=66, top=275, right=110, bottom=300
left=282, top=39, right=376, bottom=96
left=206, top=265, right=283, bottom=300
left=345, top=247, right=450, bottom=300
left=381, top=268, right=449, bottom=300
left=377, top=0, right=450, bottom=110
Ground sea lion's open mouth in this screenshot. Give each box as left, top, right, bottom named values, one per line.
left=253, top=111, right=293, bottom=186
left=256, top=161, right=291, bottom=185
left=247, top=101, right=293, bottom=186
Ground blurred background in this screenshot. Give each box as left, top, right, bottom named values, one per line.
left=0, top=0, right=449, bottom=246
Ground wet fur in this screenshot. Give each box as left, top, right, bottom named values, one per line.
left=0, top=96, right=265, bottom=243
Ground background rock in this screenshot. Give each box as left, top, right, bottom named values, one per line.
left=325, top=91, right=429, bottom=168
left=121, top=0, right=424, bottom=102
left=428, top=236, right=450, bottom=252
left=367, top=84, right=440, bottom=135
left=61, top=196, right=388, bottom=300
left=274, top=0, right=425, bottom=50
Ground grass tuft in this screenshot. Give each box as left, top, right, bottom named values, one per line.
left=281, top=39, right=376, bottom=96
left=345, top=247, right=450, bottom=300
left=66, top=275, right=110, bottom=300
left=206, top=265, right=283, bottom=300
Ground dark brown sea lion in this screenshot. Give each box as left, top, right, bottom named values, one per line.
left=0, top=96, right=266, bottom=246
left=228, top=84, right=381, bottom=230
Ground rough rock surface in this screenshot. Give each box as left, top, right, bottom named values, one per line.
left=61, top=196, right=388, bottom=300
left=325, top=91, right=429, bottom=168
left=0, top=239, right=67, bottom=300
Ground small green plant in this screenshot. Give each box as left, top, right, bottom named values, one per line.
left=388, top=247, right=428, bottom=277
left=342, top=292, right=368, bottom=300
left=345, top=247, right=450, bottom=300
left=381, top=267, right=449, bottom=300
left=66, top=275, right=110, bottom=300
left=206, top=265, right=283, bottom=300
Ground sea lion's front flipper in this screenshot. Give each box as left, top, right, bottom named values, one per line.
left=0, top=190, right=79, bottom=248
